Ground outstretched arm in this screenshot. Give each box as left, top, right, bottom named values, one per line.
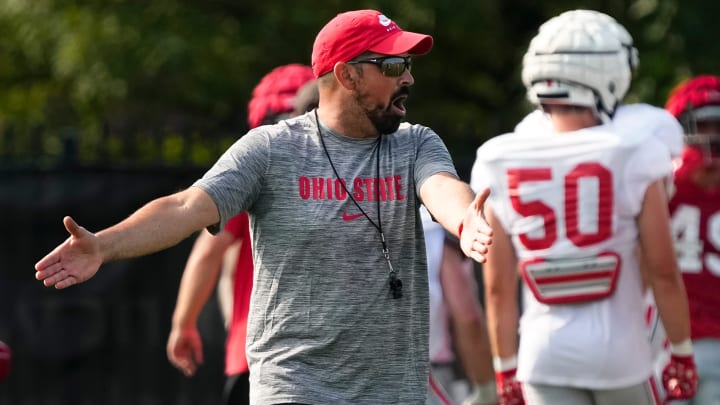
left=420, top=172, right=493, bottom=263
left=34, top=186, right=220, bottom=289
left=167, top=227, right=238, bottom=377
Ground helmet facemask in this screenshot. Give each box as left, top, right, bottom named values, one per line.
left=681, top=109, right=720, bottom=166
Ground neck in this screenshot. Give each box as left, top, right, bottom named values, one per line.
left=316, top=106, right=379, bottom=139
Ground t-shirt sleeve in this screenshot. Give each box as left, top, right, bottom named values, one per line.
left=413, top=125, right=458, bottom=196
left=193, top=129, right=269, bottom=233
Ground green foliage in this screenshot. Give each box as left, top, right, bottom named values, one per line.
left=0, top=0, right=714, bottom=169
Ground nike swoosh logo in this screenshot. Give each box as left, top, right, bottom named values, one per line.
left=342, top=212, right=364, bottom=221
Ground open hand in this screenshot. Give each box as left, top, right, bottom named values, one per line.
left=459, top=188, right=493, bottom=263
left=34, top=216, right=102, bottom=289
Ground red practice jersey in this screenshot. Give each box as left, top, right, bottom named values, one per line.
left=669, top=169, right=720, bottom=340
left=223, top=212, right=254, bottom=375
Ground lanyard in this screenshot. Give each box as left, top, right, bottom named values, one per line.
left=314, top=110, right=403, bottom=298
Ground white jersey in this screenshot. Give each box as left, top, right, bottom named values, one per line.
left=470, top=123, right=672, bottom=389
left=421, top=205, right=454, bottom=364
left=515, top=103, right=683, bottom=159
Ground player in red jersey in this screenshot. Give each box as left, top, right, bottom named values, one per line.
left=665, top=75, right=720, bottom=405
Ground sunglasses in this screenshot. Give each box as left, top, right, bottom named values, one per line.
left=347, top=56, right=412, bottom=77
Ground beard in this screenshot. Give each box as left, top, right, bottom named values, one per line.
left=368, top=112, right=402, bottom=135
left=356, top=87, right=411, bottom=135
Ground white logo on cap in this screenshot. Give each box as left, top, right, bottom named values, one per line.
left=378, top=15, right=392, bottom=26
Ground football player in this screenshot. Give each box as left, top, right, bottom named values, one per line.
left=470, top=10, right=697, bottom=405
left=665, top=75, right=720, bottom=405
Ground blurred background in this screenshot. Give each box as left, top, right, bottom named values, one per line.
left=0, top=0, right=716, bottom=404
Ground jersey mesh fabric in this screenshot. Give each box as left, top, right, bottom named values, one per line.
left=669, top=171, right=720, bottom=340
left=470, top=123, right=672, bottom=389
left=223, top=212, right=254, bottom=375
left=514, top=104, right=684, bottom=159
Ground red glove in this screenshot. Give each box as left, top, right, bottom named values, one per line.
left=662, top=354, right=698, bottom=401
left=496, top=368, right=525, bottom=405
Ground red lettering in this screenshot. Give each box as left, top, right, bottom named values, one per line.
left=508, top=168, right=556, bottom=250
left=377, top=178, right=388, bottom=201
left=394, top=175, right=405, bottom=200
left=313, top=177, right=325, bottom=200
left=363, top=178, right=375, bottom=201
left=299, top=175, right=405, bottom=202
left=353, top=178, right=365, bottom=201
left=326, top=178, right=334, bottom=200
left=384, top=177, right=395, bottom=200
left=335, top=179, right=347, bottom=200
left=565, top=163, right=613, bottom=247
left=299, top=176, right=310, bottom=200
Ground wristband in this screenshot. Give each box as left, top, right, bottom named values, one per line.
left=493, top=355, right=518, bottom=372
left=458, top=222, right=464, bottom=238
left=670, top=338, right=694, bottom=356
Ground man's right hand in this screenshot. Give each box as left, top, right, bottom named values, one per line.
left=34, top=216, right=103, bottom=289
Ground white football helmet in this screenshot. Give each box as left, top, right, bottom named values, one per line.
left=522, top=10, right=634, bottom=122
left=545, top=10, right=639, bottom=72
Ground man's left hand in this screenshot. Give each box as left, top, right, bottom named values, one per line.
left=459, top=187, right=493, bottom=263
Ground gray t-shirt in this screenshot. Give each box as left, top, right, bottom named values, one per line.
left=193, top=112, right=458, bottom=404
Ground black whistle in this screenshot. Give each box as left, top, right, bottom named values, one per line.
left=389, top=271, right=403, bottom=299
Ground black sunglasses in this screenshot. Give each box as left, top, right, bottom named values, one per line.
left=347, top=56, right=412, bottom=77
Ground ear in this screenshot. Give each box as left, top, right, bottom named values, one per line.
left=333, top=62, right=357, bottom=90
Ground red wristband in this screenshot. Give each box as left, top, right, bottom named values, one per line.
left=458, top=223, right=464, bottom=238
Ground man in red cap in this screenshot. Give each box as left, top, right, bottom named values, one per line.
left=35, top=10, right=493, bottom=405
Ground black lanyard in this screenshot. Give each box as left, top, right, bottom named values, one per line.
left=314, top=110, right=402, bottom=299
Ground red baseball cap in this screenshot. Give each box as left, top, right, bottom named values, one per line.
left=311, top=9, right=433, bottom=78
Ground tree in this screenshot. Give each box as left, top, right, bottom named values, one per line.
left=0, top=0, right=709, bottom=169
